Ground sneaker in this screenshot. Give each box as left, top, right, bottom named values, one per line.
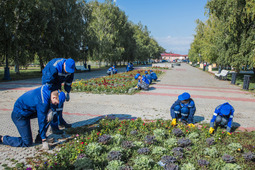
left=59, top=123, right=72, bottom=129
left=35, top=134, right=42, bottom=144
left=50, top=128, right=64, bottom=134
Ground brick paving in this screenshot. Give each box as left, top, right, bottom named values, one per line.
left=0, top=63, right=255, bottom=169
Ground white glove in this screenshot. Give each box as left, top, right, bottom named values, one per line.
left=47, top=110, right=56, bottom=122
left=41, top=141, right=50, bottom=150
left=66, top=93, right=70, bottom=102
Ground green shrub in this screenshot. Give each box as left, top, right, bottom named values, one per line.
left=133, top=155, right=154, bottom=169
left=85, top=142, right=102, bottom=157
left=181, top=163, right=196, bottom=170
left=153, top=128, right=165, bottom=140
left=164, top=138, right=177, bottom=148
left=74, top=157, right=93, bottom=170
left=152, top=146, right=167, bottom=155
left=222, top=163, right=241, bottom=170
left=227, top=143, right=242, bottom=151
left=204, top=147, right=218, bottom=158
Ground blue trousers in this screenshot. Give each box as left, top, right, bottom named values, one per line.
left=3, top=111, right=33, bottom=147
left=173, top=105, right=189, bottom=122
left=50, top=104, right=67, bottom=130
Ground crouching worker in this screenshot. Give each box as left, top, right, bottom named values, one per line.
left=145, top=71, right=152, bottom=84
left=107, top=65, right=118, bottom=75
left=0, top=85, right=65, bottom=150
left=150, top=70, right=157, bottom=81
left=170, top=92, right=196, bottom=127
left=209, top=102, right=234, bottom=135
left=134, top=73, right=150, bottom=90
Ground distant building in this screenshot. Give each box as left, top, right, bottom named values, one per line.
left=160, top=52, right=188, bottom=62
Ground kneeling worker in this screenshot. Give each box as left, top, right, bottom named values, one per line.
left=0, top=85, right=65, bottom=150
left=134, top=73, right=150, bottom=90
left=209, top=102, right=234, bottom=135
left=170, top=92, right=196, bottom=127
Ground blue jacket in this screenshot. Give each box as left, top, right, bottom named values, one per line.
left=210, top=102, right=234, bottom=130
left=150, top=72, right=157, bottom=80
left=142, top=75, right=150, bottom=85
left=170, top=99, right=196, bottom=123
left=42, top=58, right=74, bottom=93
left=13, top=85, right=53, bottom=139
left=145, top=74, right=152, bottom=84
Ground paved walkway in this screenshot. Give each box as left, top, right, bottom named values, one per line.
left=0, top=63, right=254, bottom=168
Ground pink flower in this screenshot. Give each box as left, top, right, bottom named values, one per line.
left=81, top=142, right=84, bottom=144
left=222, top=132, right=224, bottom=134
left=204, top=126, right=207, bottom=128
left=76, top=134, right=79, bottom=137
left=119, top=129, right=121, bottom=131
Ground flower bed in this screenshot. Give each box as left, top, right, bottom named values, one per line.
left=25, top=118, right=254, bottom=170
left=71, top=70, right=164, bottom=94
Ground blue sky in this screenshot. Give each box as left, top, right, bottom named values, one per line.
left=89, top=0, right=208, bottom=54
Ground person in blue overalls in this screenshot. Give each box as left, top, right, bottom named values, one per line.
left=170, top=92, right=196, bottom=127
left=134, top=73, right=150, bottom=90
left=145, top=71, right=152, bottom=84
left=0, top=85, right=65, bottom=150
left=126, top=63, right=133, bottom=72
left=42, top=58, right=75, bottom=133
left=150, top=70, right=157, bottom=81
left=209, top=102, right=234, bottom=135
left=107, top=65, right=118, bottom=75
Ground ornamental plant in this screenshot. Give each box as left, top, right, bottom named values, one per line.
left=197, top=159, right=209, bottom=167
left=206, top=137, right=215, bottom=146
left=73, top=157, right=93, bottom=170
left=222, top=163, right=241, bottom=170
left=227, top=143, right=242, bottom=152
left=153, top=128, right=166, bottom=140
left=222, top=154, right=236, bottom=163
left=181, top=163, right=196, bottom=170
left=137, top=148, right=150, bottom=155
left=172, top=128, right=184, bottom=137
left=133, top=141, right=144, bottom=149
left=242, top=151, right=255, bottom=161
left=106, top=160, right=124, bottom=170
left=85, top=142, right=102, bottom=157
left=144, top=135, right=157, bottom=145
left=164, top=163, right=179, bottom=170
left=161, top=155, right=177, bottom=164
left=119, top=165, right=133, bottom=170
left=164, top=138, right=178, bottom=149
left=98, top=134, right=111, bottom=144
left=152, top=146, right=167, bottom=155
left=107, top=151, right=122, bottom=161
left=112, top=134, right=124, bottom=145
left=177, top=138, right=192, bottom=147
left=133, top=155, right=154, bottom=169
left=204, top=147, right=218, bottom=158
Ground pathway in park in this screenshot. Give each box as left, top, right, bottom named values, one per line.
left=0, top=63, right=254, bottom=168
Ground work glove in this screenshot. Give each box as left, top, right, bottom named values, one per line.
left=171, top=118, right=177, bottom=126
left=41, top=141, right=50, bottom=150
left=188, top=123, right=195, bottom=128
left=47, top=110, right=56, bottom=122
left=66, top=93, right=70, bottom=102
left=227, top=132, right=232, bottom=135
left=209, top=127, right=214, bottom=134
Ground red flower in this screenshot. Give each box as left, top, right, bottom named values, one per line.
left=97, top=132, right=100, bottom=135
left=186, top=130, right=188, bottom=132
left=88, top=137, right=90, bottom=139
left=131, top=119, right=134, bottom=120
left=162, top=123, right=163, bottom=125
left=81, top=142, right=84, bottom=145
left=204, top=126, right=207, bottom=128
left=85, top=143, right=87, bottom=145
left=222, top=132, right=224, bottom=134
left=143, top=123, right=145, bottom=126
left=120, top=125, right=122, bottom=127
left=119, top=129, right=121, bottom=131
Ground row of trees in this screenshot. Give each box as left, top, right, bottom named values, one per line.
left=0, top=0, right=164, bottom=73
left=188, top=0, right=255, bottom=72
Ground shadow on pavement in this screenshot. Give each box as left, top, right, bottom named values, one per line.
left=194, top=116, right=205, bottom=123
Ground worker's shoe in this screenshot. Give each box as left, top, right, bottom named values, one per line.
left=0, top=135, right=2, bottom=143
left=59, top=123, right=72, bottom=129
left=50, top=128, right=64, bottom=134
left=35, top=134, right=42, bottom=144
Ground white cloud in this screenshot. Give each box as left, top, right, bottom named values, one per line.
left=155, top=36, right=194, bottom=54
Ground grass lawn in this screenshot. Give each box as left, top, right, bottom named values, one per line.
left=227, top=73, right=255, bottom=91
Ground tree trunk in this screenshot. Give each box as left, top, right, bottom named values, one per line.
left=38, top=55, right=44, bottom=72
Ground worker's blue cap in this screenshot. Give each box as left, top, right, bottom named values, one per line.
left=220, top=103, right=231, bottom=115
left=178, top=92, right=190, bottom=101
left=150, top=70, right=153, bottom=72
left=145, top=71, right=148, bottom=74
left=65, top=58, right=75, bottom=73
left=58, top=91, right=66, bottom=106
left=134, top=73, right=140, bottom=79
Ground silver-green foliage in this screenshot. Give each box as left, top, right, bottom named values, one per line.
left=134, top=155, right=154, bottom=169
left=152, top=146, right=167, bottom=155
left=133, top=141, right=144, bottom=148
left=153, top=128, right=165, bottom=140
left=222, top=163, right=241, bottom=170
left=164, top=138, right=177, bottom=148
left=204, top=147, right=218, bottom=158
left=188, top=132, right=199, bottom=139
left=112, top=134, right=124, bottom=145
left=106, top=160, right=124, bottom=170
left=85, top=142, right=102, bottom=157
left=181, top=163, right=196, bottom=170
left=227, top=143, right=242, bottom=151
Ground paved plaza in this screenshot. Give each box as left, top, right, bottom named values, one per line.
left=0, top=63, right=254, bottom=168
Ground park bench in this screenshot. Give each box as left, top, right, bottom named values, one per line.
left=215, top=69, right=229, bottom=80
left=75, top=65, right=89, bottom=71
